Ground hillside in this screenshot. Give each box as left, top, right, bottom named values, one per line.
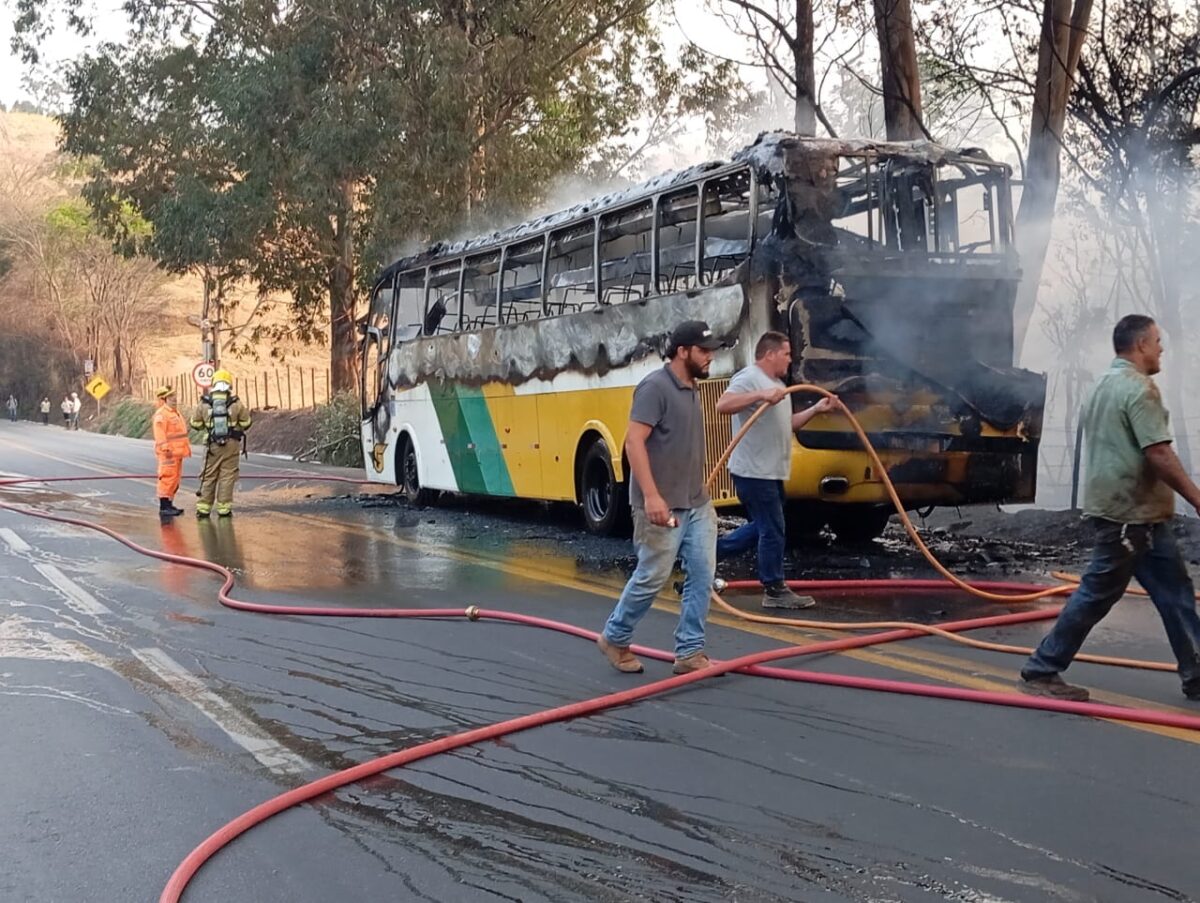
left=0, top=110, right=333, bottom=387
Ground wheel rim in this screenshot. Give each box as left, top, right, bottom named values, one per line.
left=583, top=458, right=611, bottom=524
left=403, top=446, right=420, bottom=495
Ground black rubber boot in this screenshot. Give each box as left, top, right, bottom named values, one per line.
left=159, top=497, right=184, bottom=517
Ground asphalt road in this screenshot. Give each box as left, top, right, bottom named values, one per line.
left=1, top=419, right=1198, bottom=903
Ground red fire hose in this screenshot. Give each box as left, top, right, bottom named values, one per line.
left=2, top=471, right=1199, bottom=903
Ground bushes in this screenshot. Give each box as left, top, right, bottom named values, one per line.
left=307, top=392, right=363, bottom=467
left=96, top=397, right=155, bottom=438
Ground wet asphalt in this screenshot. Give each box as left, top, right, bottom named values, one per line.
left=1, top=419, right=1198, bottom=903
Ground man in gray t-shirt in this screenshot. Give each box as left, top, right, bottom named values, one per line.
left=716, top=331, right=837, bottom=609
left=599, top=320, right=722, bottom=676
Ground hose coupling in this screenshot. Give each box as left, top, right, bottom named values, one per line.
left=465, top=605, right=481, bottom=621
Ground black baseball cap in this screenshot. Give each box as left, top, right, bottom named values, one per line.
left=668, top=320, right=723, bottom=353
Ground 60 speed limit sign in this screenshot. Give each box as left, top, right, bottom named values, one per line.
left=192, top=361, right=216, bottom=389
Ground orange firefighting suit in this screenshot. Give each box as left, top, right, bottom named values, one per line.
left=152, top=400, right=192, bottom=500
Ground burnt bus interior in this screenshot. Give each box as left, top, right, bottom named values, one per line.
left=380, top=151, right=1019, bottom=342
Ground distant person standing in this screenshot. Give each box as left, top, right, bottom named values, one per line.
left=1019, top=314, right=1200, bottom=702
left=60, top=395, right=72, bottom=427
left=715, top=331, right=840, bottom=609
left=598, top=320, right=723, bottom=676
left=39, top=397, right=50, bottom=425
left=152, top=385, right=192, bottom=517
left=5, top=394, right=16, bottom=422
left=69, top=391, right=82, bottom=429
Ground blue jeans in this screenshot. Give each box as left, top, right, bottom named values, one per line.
left=1023, top=519, right=1200, bottom=691
left=716, top=476, right=786, bottom=586
left=602, top=502, right=717, bottom=658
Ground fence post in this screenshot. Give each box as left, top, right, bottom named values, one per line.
left=275, top=370, right=283, bottom=410
left=299, top=368, right=305, bottom=408
left=286, top=364, right=293, bottom=409
left=310, top=368, right=316, bottom=408
left=263, top=372, right=270, bottom=409
left=325, top=369, right=330, bottom=404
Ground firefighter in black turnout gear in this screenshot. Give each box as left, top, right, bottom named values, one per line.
left=192, top=369, right=252, bottom=517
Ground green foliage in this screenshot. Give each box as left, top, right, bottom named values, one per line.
left=308, top=392, right=364, bottom=467
left=18, top=0, right=750, bottom=390
left=95, top=397, right=154, bottom=438
left=0, top=333, right=76, bottom=410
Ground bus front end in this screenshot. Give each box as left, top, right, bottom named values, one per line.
left=735, top=135, right=1046, bottom=539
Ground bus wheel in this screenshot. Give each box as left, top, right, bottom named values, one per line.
left=784, top=503, right=825, bottom=547
left=579, top=439, right=630, bottom=536
left=399, top=435, right=437, bottom=506
left=828, top=505, right=892, bottom=544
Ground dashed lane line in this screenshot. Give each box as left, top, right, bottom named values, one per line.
left=0, top=527, right=32, bottom=554
left=133, top=647, right=312, bottom=776
left=33, top=562, right=114, bottom=617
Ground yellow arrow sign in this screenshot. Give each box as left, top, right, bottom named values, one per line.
left=85, top=376, right=111, bottom=400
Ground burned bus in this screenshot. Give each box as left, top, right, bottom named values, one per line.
left=359, top=132, right=1045, bottom=542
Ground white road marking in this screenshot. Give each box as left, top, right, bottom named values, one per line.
left=132, top=647, right=311, bottom=775
left=0, top=527, right=32, bottom=554
left=33, top=563, right=113, bottom=616
left=0, top=613, right=113, bottom=668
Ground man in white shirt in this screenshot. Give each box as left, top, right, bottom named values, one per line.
left=716, top=331, right=838, bottom=608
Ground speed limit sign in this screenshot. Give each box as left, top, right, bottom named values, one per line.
left=192, top=361, right=216, bottom=389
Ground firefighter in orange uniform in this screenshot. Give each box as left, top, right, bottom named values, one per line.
left=153, top=386, right=192, bottom=516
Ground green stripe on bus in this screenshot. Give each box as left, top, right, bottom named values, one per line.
left=428, top=380, right=487, bottom=493
left=457, top=385, right=515, bottom=496
left=428, top=380, right=514, bottom=496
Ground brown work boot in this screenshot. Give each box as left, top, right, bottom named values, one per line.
left=1017, top=673, right=1090, bottom=702
left=672, top=651, right=715, bottom=675
left=762, top=583, right=816, bottom=610
left=597, top=635, right=643, bottom=673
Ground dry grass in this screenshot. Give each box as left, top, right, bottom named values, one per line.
left=0, top=110, right=333, bottom=381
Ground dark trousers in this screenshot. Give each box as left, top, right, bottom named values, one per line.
left=1023, top=519, right=1200, bottom=692
left=716, top=475, right=787, bottom=586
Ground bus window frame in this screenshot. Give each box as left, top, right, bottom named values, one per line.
left=655, top=183, right=702, bottom=293
left=423, top=260, right=464, bottom=335
left=594, top=197, right=656, bottom=305
left=393, top=268, right=429, bottom=344
left=460, top=249, right=502, bottom=330
left=498, top=235, right=548, bottom=324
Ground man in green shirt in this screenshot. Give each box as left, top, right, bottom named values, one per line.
left=1020, top=314, right=1200, bottom=702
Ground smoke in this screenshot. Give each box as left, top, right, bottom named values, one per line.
left=1020, top=143, right=1200, bottom=508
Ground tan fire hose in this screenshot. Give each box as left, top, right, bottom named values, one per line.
left=703, top=384, right=1176, bottom=673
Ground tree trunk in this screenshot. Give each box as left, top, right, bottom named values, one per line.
left=872, top=0, right=925, bottom=140
left=329, top=179, right=359, bottom=394
left=793, top=0, right=816, bottom=136
left=1011, top=0, right=1093, bottom=357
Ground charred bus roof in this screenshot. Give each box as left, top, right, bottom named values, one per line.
left=373, top=132, right=1011, bottom=289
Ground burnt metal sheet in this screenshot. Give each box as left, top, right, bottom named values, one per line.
left=385, top=285, right=746, bottom=389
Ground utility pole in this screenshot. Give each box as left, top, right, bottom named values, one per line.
left=197, top=267, right=221, bottom=365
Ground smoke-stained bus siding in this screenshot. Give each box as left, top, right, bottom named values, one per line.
left=359, top=132, right=1046, bottom=538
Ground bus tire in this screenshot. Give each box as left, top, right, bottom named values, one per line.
left=399, top=434, right=437, bottom=506
left=784, top=503, right=826, bottom=547
left=828, top=505, right=892, bottom=544
left=579, top=438, right=631, bottom=537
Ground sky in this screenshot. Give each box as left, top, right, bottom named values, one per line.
left=0, top=0, right=130, bottom=107
left=0, top=0, right=760, bottom=111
